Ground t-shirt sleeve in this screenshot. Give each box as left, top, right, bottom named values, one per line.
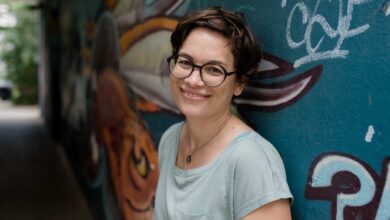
left=232, top=135, right=293, bottom=220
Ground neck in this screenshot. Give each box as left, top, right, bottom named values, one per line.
left=185, top=111, right=232, bottom=149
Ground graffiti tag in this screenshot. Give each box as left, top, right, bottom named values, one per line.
left=282, top=0, right=372, bottom=68
left=306, top=153, right=390, bottom=220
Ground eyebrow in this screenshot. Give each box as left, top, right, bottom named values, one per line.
left=178, top=52, right=228, bottom=68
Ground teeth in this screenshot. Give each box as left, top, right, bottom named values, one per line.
left=182, top=90, right=207, bottom=99
left=185, top=92, right=204, bottom=98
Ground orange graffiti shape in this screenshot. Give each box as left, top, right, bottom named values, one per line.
left=95, top=68, right=159, bottom=220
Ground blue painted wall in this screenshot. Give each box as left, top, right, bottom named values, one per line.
left=40, top=0, right=390, bottom=219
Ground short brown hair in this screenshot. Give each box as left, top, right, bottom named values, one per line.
left=170, top=6, right=262, bottom=84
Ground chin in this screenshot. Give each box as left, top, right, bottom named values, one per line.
left=174, top=97, right=205, bottom=117
left=178, top=106, right=205, bottom=119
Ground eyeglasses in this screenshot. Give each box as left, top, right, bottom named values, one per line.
left=167, top=55, right=237, bottom=87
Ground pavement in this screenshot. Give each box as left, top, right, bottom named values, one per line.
left=0, top=101, right=39, bottom=121
left=0, top=100, right=93, bottom=220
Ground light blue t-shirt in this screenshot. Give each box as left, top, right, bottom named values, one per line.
left=155, top=122, right=292, bottom=220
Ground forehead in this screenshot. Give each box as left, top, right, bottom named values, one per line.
left=179, top=27, right=234, bottom=66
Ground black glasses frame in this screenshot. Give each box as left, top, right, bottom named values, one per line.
left=167, top=55, right=237, bottom=87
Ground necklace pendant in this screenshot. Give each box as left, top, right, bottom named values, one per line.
left=186, top=155, right=192, bottom=164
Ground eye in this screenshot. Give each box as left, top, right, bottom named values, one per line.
left=135, top=150, right=148, bottom=177
left=204, top=64, right=224, bottom=76
left=130, top=147, right=149, bottom=178
left=176, top=57, right=193, bottom=69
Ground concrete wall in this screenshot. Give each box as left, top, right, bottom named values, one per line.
left=40, top=0, right=390, bottom=219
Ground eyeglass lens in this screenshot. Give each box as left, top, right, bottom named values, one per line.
left=169, top=56, right=226, bottom=86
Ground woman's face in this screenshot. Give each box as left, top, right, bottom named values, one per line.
left=170, top=27, right=245, bottom=120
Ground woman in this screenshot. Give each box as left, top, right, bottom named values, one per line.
left=155, top=7, right=293, bottom=220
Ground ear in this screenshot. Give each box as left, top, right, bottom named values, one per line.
left=233, top=81, right=246, bottom=96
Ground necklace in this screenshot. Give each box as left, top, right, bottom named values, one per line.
left=185, top=114, right=232, bottom=164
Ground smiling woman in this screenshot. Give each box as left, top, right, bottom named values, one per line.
left=155, top=7, right=293, bottom=220
left=169, top=27, right=242, bottom=120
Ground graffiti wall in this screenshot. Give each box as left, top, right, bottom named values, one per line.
left=40, top=0, right=390, bottom=219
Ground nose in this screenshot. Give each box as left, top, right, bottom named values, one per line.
left=183, top=67, right=205, bottom=87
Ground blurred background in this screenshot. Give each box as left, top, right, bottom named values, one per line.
left=0, top=0, right=37, bottom=105
left=0, top=0, right=389, bottom=220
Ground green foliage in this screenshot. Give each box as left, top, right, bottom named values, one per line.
left=0, top=3, right=38, bottom=104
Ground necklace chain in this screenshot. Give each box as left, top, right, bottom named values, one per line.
left=186, top=114, right=231, bottom=164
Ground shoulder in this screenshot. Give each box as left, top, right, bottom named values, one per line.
left=228, top=131, right=289, bottom=188
left=227, top=132, right=293, bottom=219
left=230, top=132, right=283, bottom=166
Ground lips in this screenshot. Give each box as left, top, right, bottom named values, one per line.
left=180, top=87, right=210, bottom=100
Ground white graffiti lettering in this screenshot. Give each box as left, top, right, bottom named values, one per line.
left=310, top=155, right=376, bottom=220
left=307, top=153, right=390, bottom=220
left=375, top=162, right=390, bottom=220
left=281, top=0, right=287, bottom=8
left=284, top=0, right=372, bottom=68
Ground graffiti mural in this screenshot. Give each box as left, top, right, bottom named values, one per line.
left=39, top=0, right=390, bottom=219
left=82, top=1, right=184, bottom=219
left=235, top=52, right=322, bottom=112
left=282, top=0, right=372, bottom=68
left=306, top=153, right=390, bottom=220
left=87, top=12, right=160, bottom=219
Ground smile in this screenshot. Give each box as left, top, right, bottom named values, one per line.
left=180, top=88, right=209, bottom=100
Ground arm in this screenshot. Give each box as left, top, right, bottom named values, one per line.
left=241, top=199, right=291, bottom=220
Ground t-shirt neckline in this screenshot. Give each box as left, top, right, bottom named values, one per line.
left=172, top=122, right=254, bottom=177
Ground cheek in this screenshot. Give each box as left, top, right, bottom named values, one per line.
left=169, top=76, right=179, bottom=95
left=213, top=85, right=235, bottom=105
left=170, top=76, right=184, bottom=109
left=223, top=79, right=240, bottom=97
